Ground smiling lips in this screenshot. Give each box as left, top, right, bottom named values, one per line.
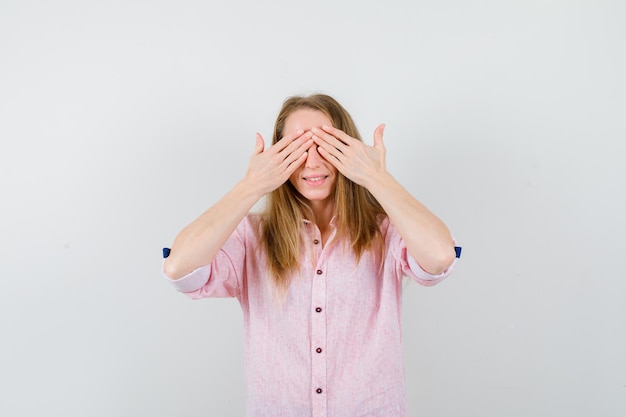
left=303, top=175, right=328, bottom=187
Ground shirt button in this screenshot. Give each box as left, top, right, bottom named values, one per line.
left=316, top=269, right=323, bottom=275
left=313, top=239, right=319, bottom=244
left=316, top=388, right=323, bottom=394
left=315, top=307, right=322, bottom=313
left=316, top=347, right=322, bottom=353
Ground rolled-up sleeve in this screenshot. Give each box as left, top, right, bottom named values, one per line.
left=162, top=218, right=248, bottom=299
left=163, top=263, right=212, bottom=293
left=403, top=247, right=458, bottom=286
left=385, top=217, right=459, bottom=286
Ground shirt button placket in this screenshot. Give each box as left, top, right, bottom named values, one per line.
left=311, top=258, right=327, bottom=417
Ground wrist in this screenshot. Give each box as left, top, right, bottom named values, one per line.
left=234, top=178, right=266, bottom=205
left=364, top=171, right=396, bottom=196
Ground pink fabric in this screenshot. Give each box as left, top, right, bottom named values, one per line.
left=165, top=214, right=457, bottom=417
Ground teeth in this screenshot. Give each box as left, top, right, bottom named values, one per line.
left=306, top=176, right=325, bottom=181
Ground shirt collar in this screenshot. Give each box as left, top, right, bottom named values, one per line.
left=301, top=215, right=338, bottom=227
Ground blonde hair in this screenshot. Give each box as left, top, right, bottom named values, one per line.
left=260, top=94, right=386, bottom=290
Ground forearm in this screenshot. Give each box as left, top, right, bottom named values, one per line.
left=367, top=172, right=456, bottom=275
left=163, top=179, right=262, bottom=280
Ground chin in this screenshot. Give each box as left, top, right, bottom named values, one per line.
left=291, top=184, right=333, bottom=203
left=299, top=189, right=332, bottom=201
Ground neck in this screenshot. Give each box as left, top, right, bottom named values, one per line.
left=309, top=200, right=334, bottom=231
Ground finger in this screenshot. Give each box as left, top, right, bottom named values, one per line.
left=319, top=125, right=355, bottom=145
left=285, top=148, right=309, bottom=172
left=313, top=136, right=344, bottom=163
left=373, top=124, right=385, bottom=149
left=311, top=128, right=347, bottom=153
left=278, top=132, right=313, bottom=161
left=281, top=137, right=314, bottom=166
left=254, top=133, right=265, bottom=155
left=273, top=129, right=305, bottom=152
left=316, top=144, right=344, bottom=170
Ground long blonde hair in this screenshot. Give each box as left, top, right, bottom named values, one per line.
left=260, top=94, right=386, bottom=290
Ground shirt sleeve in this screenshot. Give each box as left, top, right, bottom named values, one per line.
left=384, top=217, right=459, bottom=286
left=403, top=246, right=458, bottom=286
left=162, top=217, right=249, bottom=299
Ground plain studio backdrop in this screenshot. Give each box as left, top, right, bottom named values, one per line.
left=1, top=0, right=625, bottom=416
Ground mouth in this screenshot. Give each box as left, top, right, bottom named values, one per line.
left=303, top=175, right=329, bottom=186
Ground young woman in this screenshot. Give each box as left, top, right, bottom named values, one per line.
left=163, top=94, right=460, bottom=417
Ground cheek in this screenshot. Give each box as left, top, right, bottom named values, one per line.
left=288, top=170, right=299, bottom=186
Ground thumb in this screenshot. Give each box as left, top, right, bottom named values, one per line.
left=373, top=123, right=385, bottom=149
left=254, top=133, right=265, bottom=154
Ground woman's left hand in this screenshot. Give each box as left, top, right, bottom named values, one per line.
left=311, top=124, right=388, bottom=189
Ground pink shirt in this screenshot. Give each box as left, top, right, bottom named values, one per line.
left=165, top=214, right=457, bottom=417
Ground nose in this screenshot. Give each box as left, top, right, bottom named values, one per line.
left=305, top=143, right=323, bottom=168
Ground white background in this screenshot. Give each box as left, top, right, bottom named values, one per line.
left=1, top=1, right=625, bottom=416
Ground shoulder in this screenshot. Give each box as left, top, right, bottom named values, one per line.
left=238, top=212, right=264, bottom=243
left=376, top=214, right=392, bottom=233
left=245, top=212, right=263, bottom=228
left=376, top=215, right=404, bottom=249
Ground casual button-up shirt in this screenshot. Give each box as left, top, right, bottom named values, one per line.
left=165, top=214, right=458, bottom=417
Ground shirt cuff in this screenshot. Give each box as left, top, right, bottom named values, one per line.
left=406, top=253, right=457, bottom=282
left=162, top=261, right=212, bottom=293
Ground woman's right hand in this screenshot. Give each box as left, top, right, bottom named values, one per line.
left=244, top=129, right=314, bottom=196
left=165, top=130, right=312, bottom=280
